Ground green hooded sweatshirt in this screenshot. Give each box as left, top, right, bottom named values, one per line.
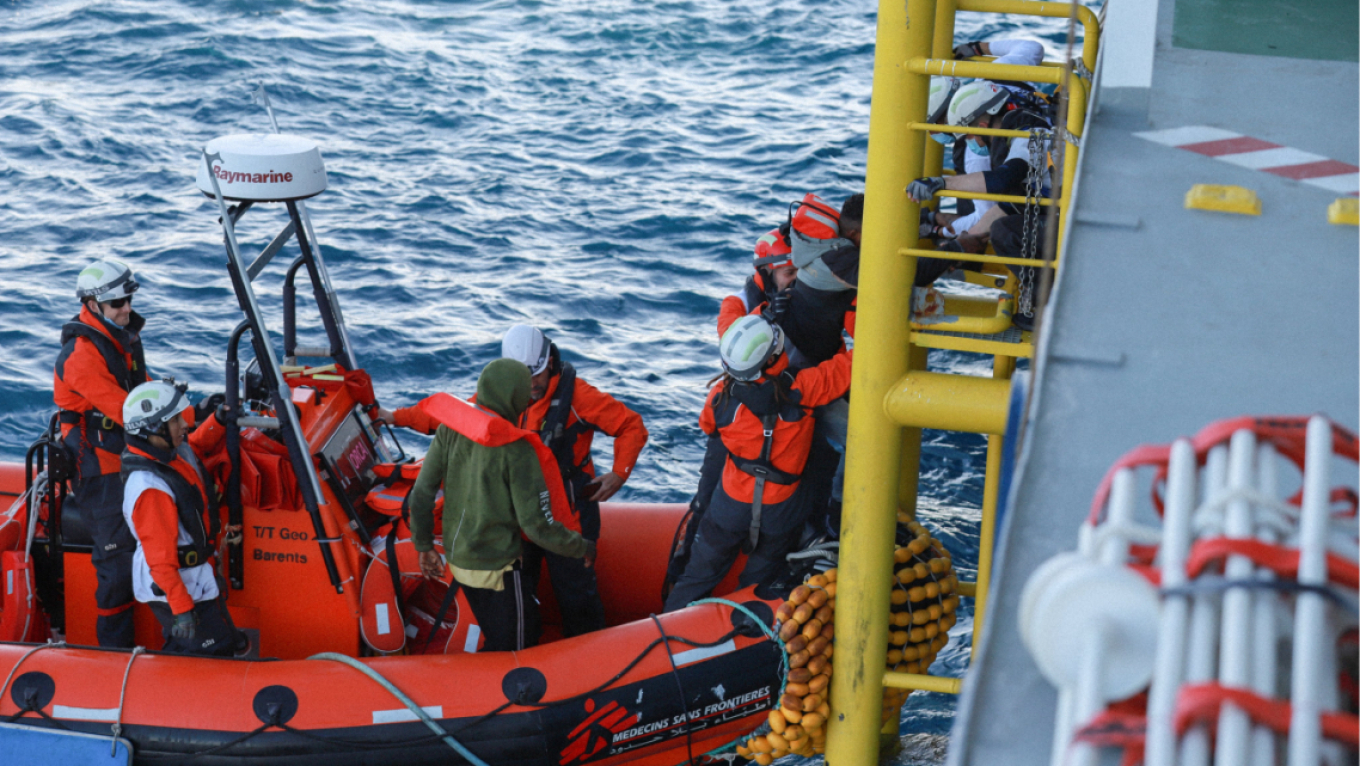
left=408, top=358, right=588, bottom=573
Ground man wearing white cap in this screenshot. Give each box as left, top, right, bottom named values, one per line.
left=499, top=325, right=648, bottom=637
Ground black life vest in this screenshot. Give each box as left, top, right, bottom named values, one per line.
left=986, top=106, right=1053, bottom=172
left=56, top=312, right=150, bottom=467
left=58, top=311, right=149, bottom=393
left=121, top=437, right=216, bottom=569
left=539, top=364, right=596, bottom=491
left=711, top=372, right=805, bottom=549
left=742, top=272, right=771, bottom=315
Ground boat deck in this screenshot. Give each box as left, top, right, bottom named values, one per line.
left=948, top=0, right=1358, bottom=763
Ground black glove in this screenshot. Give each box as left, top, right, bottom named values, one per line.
left=906, top=176, right=946, bottom=204
left=953, top=41, right=986, bottom=59
left=194, top=393, right=226, bottom=428
left=936, top=238, right=964, bottom=254
left=171, top=610, right=198, bottom=642
left=919, top=208, right=939, bottom=238
left=767, top=289, right=792, bottom=322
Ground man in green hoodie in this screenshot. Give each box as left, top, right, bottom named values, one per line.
left=408, top=358, right=596, bottom=651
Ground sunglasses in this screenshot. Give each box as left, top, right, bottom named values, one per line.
left=102, top=296, right=132, bottom=309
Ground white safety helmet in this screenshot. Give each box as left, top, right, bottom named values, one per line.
left=122, top=380, right=192, bottom=438
left=719, top=315, right=784, bottom=382
left=928, top=77, right=960, bottom=124
left=501, top=324, right=551, bottom=376
left=947, top=81, right=1009, bottom=127
left=76, top=258, right=140, bottom=303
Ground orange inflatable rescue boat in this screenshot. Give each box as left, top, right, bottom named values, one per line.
left=0, top=341, right=789, bottom=766
left=0, top=132, right=795, bottom=765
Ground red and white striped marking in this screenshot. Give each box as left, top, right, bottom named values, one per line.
left=1134, top=126, right=1359, bottom=196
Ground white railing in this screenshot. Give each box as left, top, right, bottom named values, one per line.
left=1020, top=415, right=1360, bottom=766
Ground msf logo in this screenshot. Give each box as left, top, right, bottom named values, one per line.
left=560, top=698, right=633, bottom=765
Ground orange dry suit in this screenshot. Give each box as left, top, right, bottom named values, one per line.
left=517, top=364, right=646, bottom=637
left=53, top=303, right=150, bottom=648
left=700, top=349, right=852, bottom=546
left=120, top=412, right=226, bottom=616
left=54, top=304, right=150, bottom=478
left=517, top=368, right=647, bottom=523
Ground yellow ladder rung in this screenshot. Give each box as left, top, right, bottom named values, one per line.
left=938, top=190, right=1057, bottom=207
left=910, top=331, right=1034, bottom=359
left=906, top=121, right=1043, bottom=140
left=955, top=581, right=977, bottom=598
left=882, top=672, right=963, bottom=695
left=901, top=247, right=1059, bottom=270
left=965, top=55, right=1074, bottom=69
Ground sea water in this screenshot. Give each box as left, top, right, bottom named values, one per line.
left=0, top=1, right=1092, bottom=760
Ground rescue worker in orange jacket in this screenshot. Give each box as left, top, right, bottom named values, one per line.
left=664, top=315, right=852, bottom=612
left=667, top=205, right=857, bottom=598
left=120, top=380, right=245, bottom=656
left=53, top=259, right=150, bottom=648
left=499, top=325, right=648, bottom=636
left=716, top=226, right=798, bottom=340
left=673, top=227, right=801, bottom=596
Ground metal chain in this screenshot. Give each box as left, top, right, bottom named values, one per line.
left=1016, top=129, right=1051, bottom=317
left=1071, top=56, right=1093, bottom=81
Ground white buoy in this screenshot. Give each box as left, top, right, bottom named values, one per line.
left=196, top=133, right=327, bottom=201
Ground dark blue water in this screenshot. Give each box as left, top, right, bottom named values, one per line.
left=0, top=1, right=1087, bottom=758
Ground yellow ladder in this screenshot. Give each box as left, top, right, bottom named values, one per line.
left=826, top=1, right=1099, bottom=763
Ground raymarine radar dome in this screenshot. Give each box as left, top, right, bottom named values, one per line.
left=197, top=133, right=328, bottom=202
